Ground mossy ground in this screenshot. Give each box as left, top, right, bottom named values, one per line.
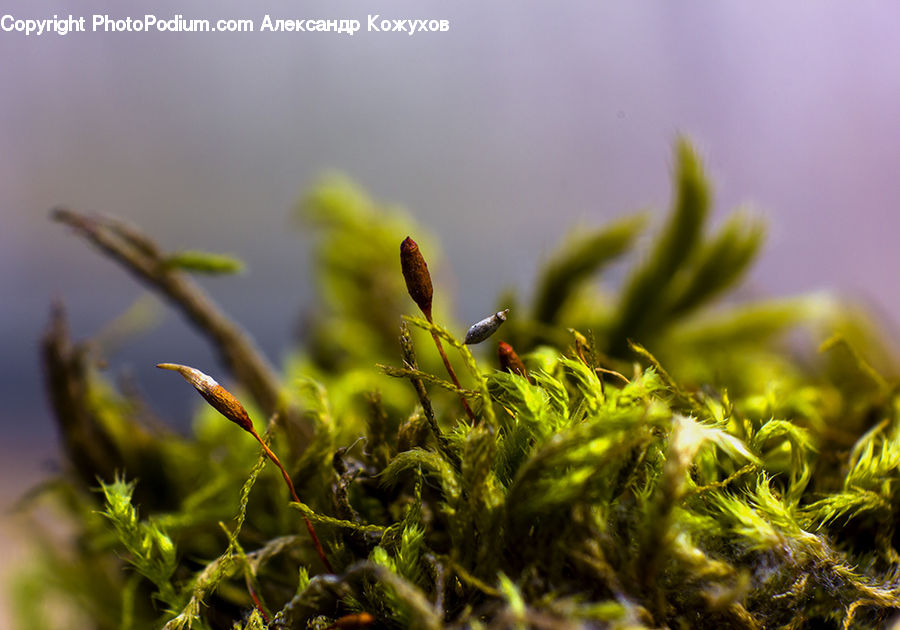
left=17, top=140, right=900, bottom=629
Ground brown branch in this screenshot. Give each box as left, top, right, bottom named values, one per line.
left=52, top=209, right=283, bottom=418
left=41, top=302, right=175, bottom=511
left=41, top=301, right=124, bottom=486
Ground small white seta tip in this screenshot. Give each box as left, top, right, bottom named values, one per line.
left=156, top=362, right=220, bottom=392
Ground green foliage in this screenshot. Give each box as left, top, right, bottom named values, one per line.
left=163, top=251, right=245, bottom=274
left=98, top=477, right=178, bottom=610
left=21, top=140, right=900, bottom=630
left=607, top=138, right=711, bottom=353
left=532, top=214, right=646, bottom=327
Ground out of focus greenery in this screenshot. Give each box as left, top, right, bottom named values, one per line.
left=17, top=139, right=900, bottom=629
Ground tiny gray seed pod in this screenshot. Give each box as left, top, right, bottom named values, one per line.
left=464, top=309, right=509, bottom=345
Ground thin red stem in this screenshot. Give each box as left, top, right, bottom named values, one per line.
left=249, top=428, right=335, bottom=573
left=427, top=316, right=477, bottom=425
left=245, top=573, right=271, bottom=624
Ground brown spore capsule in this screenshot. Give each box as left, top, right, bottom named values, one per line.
left=498, top=341, right=529, bottom=380
left=156, top=363, right=254, bottom=433
left=400, top=236, right=433, bottom=319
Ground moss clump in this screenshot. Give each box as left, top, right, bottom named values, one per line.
left=18, top=141, right=900, bottom=629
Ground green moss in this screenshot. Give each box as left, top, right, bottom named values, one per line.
left=21, top=141, right=900, bottom=629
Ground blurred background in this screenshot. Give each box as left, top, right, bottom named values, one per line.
left=3, top=0, right=900, bottom=624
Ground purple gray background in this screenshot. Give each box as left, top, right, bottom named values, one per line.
left=3, top=1, right=900, bottom=623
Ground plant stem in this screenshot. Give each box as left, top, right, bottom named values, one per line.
left=428, top=320, right=477, bottom=425
left=244, top=573, right=270, bottom=624
left=248, top=428, right=334, bottom=573
left=52, top=209, right=284, bottom=419
left=399, top=322, right=460, bottom=467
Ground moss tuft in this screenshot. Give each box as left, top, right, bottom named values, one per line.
left=22, top=141, right=900, bottom=629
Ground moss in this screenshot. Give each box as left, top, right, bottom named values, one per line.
left=20, top=141, right=900, bottom=629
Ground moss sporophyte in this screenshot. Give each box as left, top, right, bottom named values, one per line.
left=399, top=236, right=433, bottom=320
left=157, top=363, right=334, bottom=575
left=401, top=235, right=477, bottom=425
left=497, top=340, right=529, bottom=381
left=463, top=309, right=509, bottom=346
left=29, top=141, right=900, bottom=629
